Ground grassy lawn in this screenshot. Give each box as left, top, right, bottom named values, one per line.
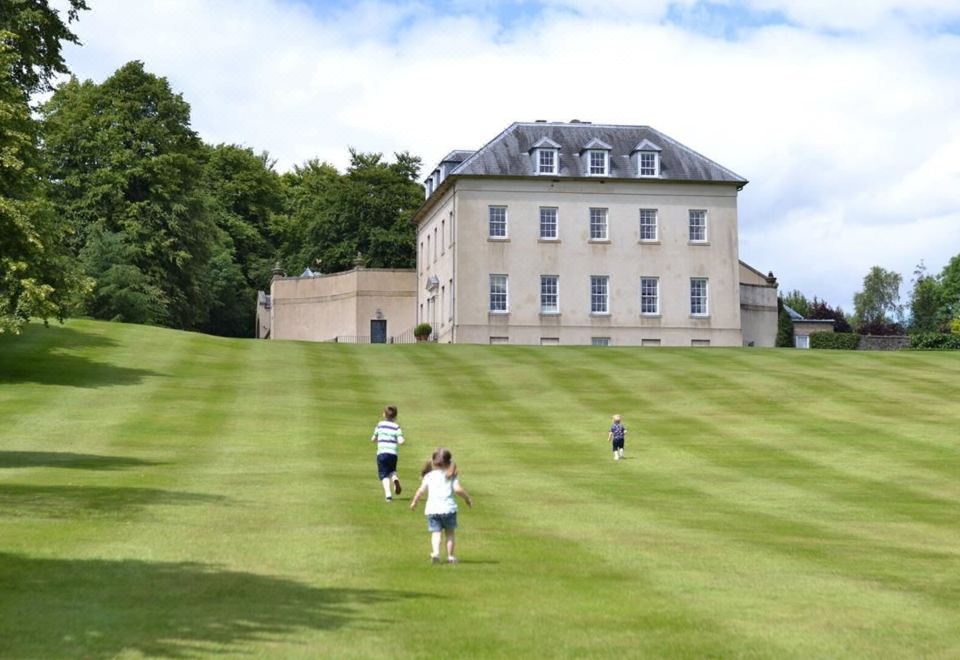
left=1, top=319, right=959, bottom=658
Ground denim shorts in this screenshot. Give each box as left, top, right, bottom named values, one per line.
left=426, top=512, right=458, bottom=532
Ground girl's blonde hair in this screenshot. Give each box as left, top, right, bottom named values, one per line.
left=421, top=447, right=457, bottom=478
left=612, top=414, right=622, bottom=423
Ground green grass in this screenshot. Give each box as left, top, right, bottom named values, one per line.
left=1, top=319, right=959, bottom=658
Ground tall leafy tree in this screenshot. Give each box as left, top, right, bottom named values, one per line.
left=807, top=298, right=852, bottom=333
left=908, top=261, right=943, bottom=333
left=280, top=150, right=422, bottom=273
left=0, top=1, right=89, bottom=334
left=781, top=289, right=810, bottom=318
left=853, top=266, right=903, bottom=334
left=42, top=61, right=217, bottom=330
left=939, top=254, right=960, bottom=323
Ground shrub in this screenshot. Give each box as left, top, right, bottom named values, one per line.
left=909, top=333, right=960, bottom=350
left=810, top=332, right=860, bottom=350
left=414, top=322, right=432, bottom=339
left=856, top=319, right=904, bottom=336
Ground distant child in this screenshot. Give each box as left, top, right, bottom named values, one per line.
left=409, top=447, right=473, bottom=564
left=371, top=405, right=405, bottom=501
left=608, top=414, right=626, bottom=461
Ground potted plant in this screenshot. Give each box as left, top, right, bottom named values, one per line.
left=414, top=323, right=432, bottom=342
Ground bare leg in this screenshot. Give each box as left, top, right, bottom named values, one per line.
left=391, top=471, right=401, bottom=494
left=446, top=529, right=456, bottom=562
left=613, top=450, right=619, bottom=461
left=381, top=478, right=392, bottom=499
left=431, top=532, right=442, bottom=560
left=619, top=447, right=624, bottom=459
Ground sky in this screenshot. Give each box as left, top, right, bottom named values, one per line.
left=54, top=0, right=960, bottom=313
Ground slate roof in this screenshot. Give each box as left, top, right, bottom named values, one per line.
left=447, top=122, right=747, bottom=184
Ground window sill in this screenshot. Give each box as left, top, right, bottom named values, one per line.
left=688, top=241, right=710, bottom=246
left=538, top=238, right=561, bottom=243
left=488, top=311, right=510, bottom=316
left=539, top=311, right=561, bottom=317
left=590, top=312, right=611, bottom=317
left=487, top=237, right=510, bottom=243
left=638, top=240, right=660, bottom=245
left=640, top=314, right=661, bottom=318
left=588, top=239, right=611, bottom=244
left=689, top=314, right=711, bottom=319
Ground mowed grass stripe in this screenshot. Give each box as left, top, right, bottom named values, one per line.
left=2, top=322, right=959, bottom=658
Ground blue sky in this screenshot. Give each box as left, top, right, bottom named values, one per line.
left=58, top=0, right=960, bottom=312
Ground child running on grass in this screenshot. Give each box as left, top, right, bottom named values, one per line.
left=409, top=447, right=473, bottom=564
left=608, top=414, right=626, bottom=461
left=371, top=405, right=404, bottom=502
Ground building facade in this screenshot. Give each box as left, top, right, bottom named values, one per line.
left=263, top=267, right=417, bottom=343
left=414, top=121, right=759, bottom=346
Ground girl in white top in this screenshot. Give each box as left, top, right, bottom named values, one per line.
left=409, top=447, right=473, bottom=564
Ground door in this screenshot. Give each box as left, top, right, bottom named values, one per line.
left=371, top=319, right=387, bottom=344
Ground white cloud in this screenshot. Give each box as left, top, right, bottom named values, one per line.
left=57, top=0, right=960, bottom=311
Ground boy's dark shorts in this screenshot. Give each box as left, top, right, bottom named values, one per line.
left=612, top=438, right=625, bottom=451
left=377, top=453, right=398, bottom=479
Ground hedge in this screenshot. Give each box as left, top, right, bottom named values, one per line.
left=909, top=333, right=960, bottom=350
left=810, top=332, right=860, bottom=350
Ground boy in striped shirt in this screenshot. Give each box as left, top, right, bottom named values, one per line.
left=371, top=405, right=405, bottom=501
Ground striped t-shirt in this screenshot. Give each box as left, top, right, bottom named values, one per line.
left=372, top=420, right=404, bottom=455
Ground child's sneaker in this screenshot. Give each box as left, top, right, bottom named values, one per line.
left=447, top=556, right=458, bottom=565
left=385, top=496, right=393, bottom=502
left=393, top=478, right=402, bottom=495
left=430, top=554, right=440, bottom=564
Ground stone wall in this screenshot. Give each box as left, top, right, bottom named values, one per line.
left=858, top=335, right=911, bottom=351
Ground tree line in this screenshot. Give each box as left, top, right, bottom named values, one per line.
left=776, top=259, right=960, bottom=346
left=1, top=2, right=422, bottom=337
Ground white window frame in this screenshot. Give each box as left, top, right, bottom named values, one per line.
left=640, top=277, right=659, bottom=315
left=588, top=150, right=608, bottom=176
left=539, top=207, right=558, bottom=240
left=689, top=209, right=708, bottom=243
left=639, top=209, right=658, bottom=241
left=489, top=206, right=508, bottom=239
left=589, top=208, right=608, bottom=241
left=540, top=275, right=559, bottom=314
left=590, top=275, right=609, bottom=315
left=537, top=149, right=558, bottom=175
left=690, top=278, right=709, bottom=316
left=489, top=274, right=508, bottom=313
left=639, top=151, right=659, bottom=177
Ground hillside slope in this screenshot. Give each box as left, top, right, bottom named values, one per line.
left=1, top=320, right=959, bottom=658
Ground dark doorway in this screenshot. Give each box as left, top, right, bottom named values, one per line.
left=371, top=319, right=387, bottom=344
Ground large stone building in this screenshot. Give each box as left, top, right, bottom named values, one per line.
left=414, top=120, right=771, bottom=346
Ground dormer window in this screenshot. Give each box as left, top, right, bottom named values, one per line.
left=588, top=150, right=608, bottom=175
left=581, top=138, right=612, bottom=177
left=639, top=152, right=658, bottom=176
left=538, top=149, right=557, bottom=174
left=531, top=137, right=561, bottom=175
left=632, top=139, right=662, bottom=178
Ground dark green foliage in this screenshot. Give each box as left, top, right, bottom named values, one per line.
left=908, top=262, right=944, bottom=334
left=280, top=150, right=422, bottom=274
left=0, top=0, right=87, bottom=95
left=939, top=254, right=960, bottom=321
left=775, top=297, right=794, bottom=347
left=0, top=38, right=88, bottom=334
left=857, top=319, right=904, bottom=336
left=79, top=229, right=167, bottom=324
left=810, top=332, right=860, bottom=350
left=42, top=61, right=218, bottom=330
left=414, top=323, right=432, bottom=339
left=909, top=333, right=960, bottom=350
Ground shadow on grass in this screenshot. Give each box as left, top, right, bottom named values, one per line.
left=0, top=451, right=161, bottom=471
left=0, top=325, right=161, bottom=388
left=0, top=553, right=433, bottom=658
left=0, top=484, right=225, bottom=520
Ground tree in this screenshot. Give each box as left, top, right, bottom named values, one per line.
left=908, top=261, right=943, bottom=334
left=0, top=38, right=88, bottom=334
left=0, top=0, right=88, bottom=95
left=807, top=297, right=853, bottom=333
left=279, top=150, right=423, bottom=274
left=939, top=254, right=960, bottom=322
left=781, top=289, right=810, bottom=318
left=42, top=61, right=217, bottom=330
left=853, top=266, right=903, bottom=333
left=776, top=297, right=794, bottom=347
